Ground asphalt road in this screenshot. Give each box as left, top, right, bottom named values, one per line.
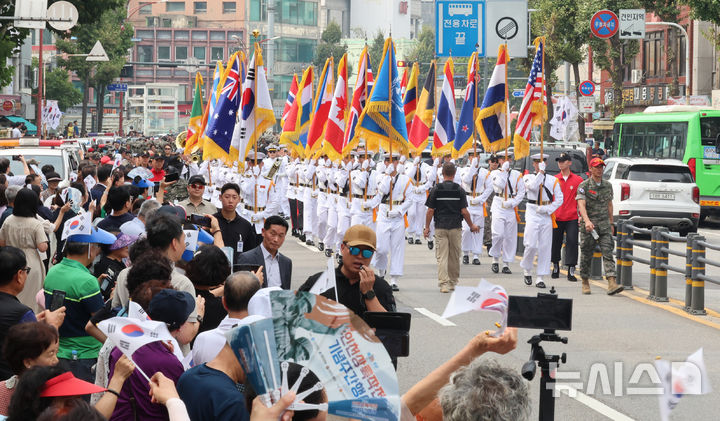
left=283, top=222, right=720, bottom=421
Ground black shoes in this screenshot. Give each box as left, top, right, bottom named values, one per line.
left=551, top=264, right=560, bottom=279
left=391, top=284, right=399, bottom=292
left=463, top=255, right=469, bottom=264
left=427, top=241, right=434, bottom=250
left=299, top=233, right=306, bottom=242
left=324, top=249, right=333, bottom=257
left=524, top=275, right=532, bottom=285
left=502, top=266, right=512, bottom=274
left=408, top=237, right=414, bottom=245
left=491, top=263, right=499, bottom=273
left=318, top=242, right=324, bottom=251
left=568, top=266, right=577, bottom=282
left=415, top=239, right=421, bottom=245
left=472, top=258, right=481, bottom=265
left=536, top=281, right=546, bottom=289
left=306, top=239, right=314, bottom=246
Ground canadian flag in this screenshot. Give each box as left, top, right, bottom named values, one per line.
left=323, top=54, right=348, bottom=160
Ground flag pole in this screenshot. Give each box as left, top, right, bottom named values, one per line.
left=503, top=40, right=509, bottom=201
left=254, top=44, right=259, bottom=214
left=472, top=53, right=478, bottom=198
left=388, top=38, right=393, bottom=212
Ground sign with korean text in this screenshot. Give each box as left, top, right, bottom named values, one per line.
left=619, top=9, right=645, bottom=40
left=578, top=96, right=596, bottom=113
left=579, top=80, right=596, bottom=96
left=591, top=10, right=619, bottom=39
left=107, top=83, right=128, bottom=92
left=436, top=1, right=485, bottom=57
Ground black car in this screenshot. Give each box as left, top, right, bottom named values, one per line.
left=511, top=146, right=588, bottom=179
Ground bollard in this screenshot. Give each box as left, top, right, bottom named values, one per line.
left=690, top=236, right=707, bottom=315
left=615, top=221, right=623, bottom=285
left=590, top=245, right=603, bottom=280
left=684, top=233, right=696, bottom=312
left=621, top=222, right=634, bottom=289
left=516, top=205, right=526, bottom=256
left=648, top=227, right=658, bottom=300
left=652, top=227, right=669, bottom=302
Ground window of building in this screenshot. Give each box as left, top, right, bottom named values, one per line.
left=146, top=17, right=157, bottom=27
left=136, top=69, right=154, bottom=77
left=250, top=0, right=267, bottom=21
left=227, top=31, right=242, bottom=40
left=138, top=45, right=153, bottom=62
left=278, top=37, right=317, bottom=62
left=272, top=74, right=293, bottom=101
left=193, top=46, right=206, bottom=60
left=162, top=18, right=172, bottom=27
left=175, top=46, right=188, bottom=60
left=211, top=47, right=224, bottom=60
left=175, top=69, right=189, bottom=77
left=210, top=31, right=225, bottom=41
left=136, top=30, right=154, bottom=39
left=194, top=2, right=207, bottom=13
left=278, top=0, right=317, bottom=26
left=676, top=33, right=686, bottom=76
left=158, top=46, right=171, bottom=60
left=157, top=31, right=172, bottom=40
left=175, top=30, right=189, bottom=40
left=643, top=31, right=663, bottom=78
left=192, top=31, right=207, bottom=41
left=139, top=2, right=152, bottom=14
left=157, top=69, right=172, bottom=77
left=166, top=1, right=185, bottom=12
left=223, top=2, right=236, bottom=13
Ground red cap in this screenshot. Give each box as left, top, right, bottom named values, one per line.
left=589, top=157, right=606, bottom=168
left=40, top=372, right=107, bottom=397
left=100, top=156, right=112, bottom=164
left=87, top=148, right=94, bottom=152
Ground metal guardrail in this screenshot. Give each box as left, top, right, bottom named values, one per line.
left=616, top=220, right=720, bottom=315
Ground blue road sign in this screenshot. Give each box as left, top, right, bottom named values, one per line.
left=107, top=83, right=128, bottom=92
left=579, top=80, right=596, bottom=96
left=590, top=10, right=618, bottom=39
left=512, top=89, right=524, bottom=97
left=436, top=1, right=485, bottom=57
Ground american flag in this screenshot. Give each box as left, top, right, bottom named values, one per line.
left=513, top=38, right=546, bottom=159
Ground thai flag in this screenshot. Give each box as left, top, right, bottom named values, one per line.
left=432, top=58, right=456, bottom=155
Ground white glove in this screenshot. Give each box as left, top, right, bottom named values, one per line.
left=294, top=158, right=300, bottom=165
left=310, top=158, right=316, bottom=166
left=252, top=166, right=260, bottom=176
left=433, top=158, right=440, bottom=167
left=388, top=209, right=402, bottom=218
left=471, top=157, right=479, bottom=167
left=384, top=164, right=394, bottom=175
left=450, top=159, right=455, bottom=164
left=362, top=200, right=371, bottom=209
left=502, top=200, right=512, bottom=209
left=501, top=161, right=510, bottom=171
left=399, top=155, right=407, bottom=164
left=396, top=163, right=405, bottom=174
left=362, top=160, right=370, bottom=170
left=539, top=162, right=546, bottom=172
left=470, top=196, right=482, bottom=206
left=317, top=158, right=325, bottom=167
left=376, top=162, right=386, bottom=174
left=413, top=156, right=420, bottom=165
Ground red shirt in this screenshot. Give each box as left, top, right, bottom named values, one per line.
left=554, top=172, right=583, bottom=221
left=149, top=167, right=166, bottom=182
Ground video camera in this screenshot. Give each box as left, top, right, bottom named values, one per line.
left=507, top=287, right=573, bottom=421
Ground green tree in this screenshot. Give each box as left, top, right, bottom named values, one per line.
left=56, top=6, right=132, bottom=133
left=313, top=21, right=352, bottom=76
left=685, top=0, right=720, bottom=72
left=587, top=0, right=643, bottom=117
left=0, top=1, right=30, bottom=89
left=368, top=30, right=385, bottom=75
left=43, top=67, right=83, bottom=111
left=405, top=26, right=435, bottom=76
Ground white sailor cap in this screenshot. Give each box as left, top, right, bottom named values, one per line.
left=245, top=151, right=266, bottom=160
left=530, top=153, right=549, bottom=160
left=266, top=144, right=279, bottom=152
left=496, top=149, right=513, bottom=158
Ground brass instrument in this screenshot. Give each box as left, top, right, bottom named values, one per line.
left=175, top=131, right=187, bottom=149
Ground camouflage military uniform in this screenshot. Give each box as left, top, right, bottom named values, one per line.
left=164, top=177, right=189, bottom=204
left=576, top=178, right=615, bottom=279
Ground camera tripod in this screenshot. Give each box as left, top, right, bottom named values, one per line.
left=521, top=329, right=568, bottom=421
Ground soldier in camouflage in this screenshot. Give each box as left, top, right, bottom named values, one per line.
left=576, top=157, right=623, bottom=296
left=163, top=165, right=189, bottom=203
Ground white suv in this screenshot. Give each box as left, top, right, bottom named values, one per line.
left=603, top=158, right=700, bottom=235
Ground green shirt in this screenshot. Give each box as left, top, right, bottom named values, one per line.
left=44, top=258, right=105, bottom=360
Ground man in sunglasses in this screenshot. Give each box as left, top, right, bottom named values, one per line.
left=179, top=175, right=217, bottom=217
left=299, top=224, right=396, bottom=317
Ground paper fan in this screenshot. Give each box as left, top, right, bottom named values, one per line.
left=127, top=167, right=154, bottom=180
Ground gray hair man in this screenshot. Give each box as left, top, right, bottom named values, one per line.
left=439, top=358, right=530, bottom=421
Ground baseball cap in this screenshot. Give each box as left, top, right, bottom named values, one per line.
left=343, top=224, right=376, bottom=251
left=109, top=233, right=137, bottom=251
left=132, top=177, right=153, bottom=189
left=100, top=156, right=112, bottom=165
left=589, top=157, right=606, bottom=167
left=67, top=226, right=117, bottom=245
left=148, top=289, right=195, bottom=331
left=40, top=372, right=107, bottom=397
left=556, top=152, right=572, bottom=162
left=45, top=172, right=62, bottom=182
left=157, top=204, right=187, bottom=221
left=188, top=175, right=207, bottom=185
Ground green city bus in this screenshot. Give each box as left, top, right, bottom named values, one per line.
left=611, top=105, right=720, bottom=219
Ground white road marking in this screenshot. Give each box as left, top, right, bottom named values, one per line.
left=555, top=384, right=636, bottom=421
left=296, top=239, right=321, bottom=253
left=698, top=228, right=720, bottom=239
left=414, top=307, right=456, bottom=327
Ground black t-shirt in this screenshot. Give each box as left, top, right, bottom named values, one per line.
left=93, top=256, right=127, bottom=301
left=214, top=212, right=257, bottom=263
left=425, top=181, right=468, bottom=230
left=298, top=264, right=396, bottom=318
left=195, top=289, right=227, bottom=335
left=97, top=213, right=136, bottom=233
left=0, top=292, right=37, bottom=380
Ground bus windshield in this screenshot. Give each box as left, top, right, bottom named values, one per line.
left=618, top=122, right=687, bottom=160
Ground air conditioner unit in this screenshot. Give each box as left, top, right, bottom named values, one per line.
left=631, top=69, right=643, bottom=84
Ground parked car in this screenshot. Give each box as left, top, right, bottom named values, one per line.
left=603, top=157, right=700, bottom=235
left=512, top=145, right=589, bottom=179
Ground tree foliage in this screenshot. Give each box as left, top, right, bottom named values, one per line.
left=43, top=67, right=83, bottom=111
left=404, top=26, right=435, bottom=76
left=313, top=21, right=352, bottom=78
left=368, top=30, right=385, bottom=76
left=0, top=1, right=31, bottom=88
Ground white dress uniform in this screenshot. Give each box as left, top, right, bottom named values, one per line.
left=489, top=164, right=526, bottom=270
left=240, top=167, right=280, bottom=234
left=302, top=159, right=319, bottom=244
left=520, top=161, right=564, bottom=286
left=322, top=164, right=339, bottom=252
left=461, top=159, right=492, bottom=263
left=349, top=160, right=380, bottom=230
left=315, top=160, right=332, bottom=248
left=404, top=158, right=432, bottom=244
left=334, top=160, right=354, bottom=252
left=373, top=163, right=412, bottom=288
left=276, top=155, right=290, bottom=217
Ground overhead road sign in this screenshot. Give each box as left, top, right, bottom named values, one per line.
left=436, top=1, right=485, bottom=58
left=485, top=0, right=528, bottom=58
left=591, top=9, right=619, bottom=39
left=619, top=9, right=646, bottom=39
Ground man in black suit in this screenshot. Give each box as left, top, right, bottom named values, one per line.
left=236, top=215, right=292, bottom=289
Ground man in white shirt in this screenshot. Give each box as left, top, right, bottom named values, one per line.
left=236, top=215, right=293, bottom=289
left=191, top=271, right=264, bottom=366
left=11, top=123, right=22, bottom=138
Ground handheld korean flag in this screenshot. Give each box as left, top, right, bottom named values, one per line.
left=441, top=279, right=508, bottom=335
left=308, top=257, right=338, bottom=302
left=61, top=211, right=93, bottom=241
left=84, top=174, right=96, bottom=192
left=655, top=348, right=711, bottom=421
